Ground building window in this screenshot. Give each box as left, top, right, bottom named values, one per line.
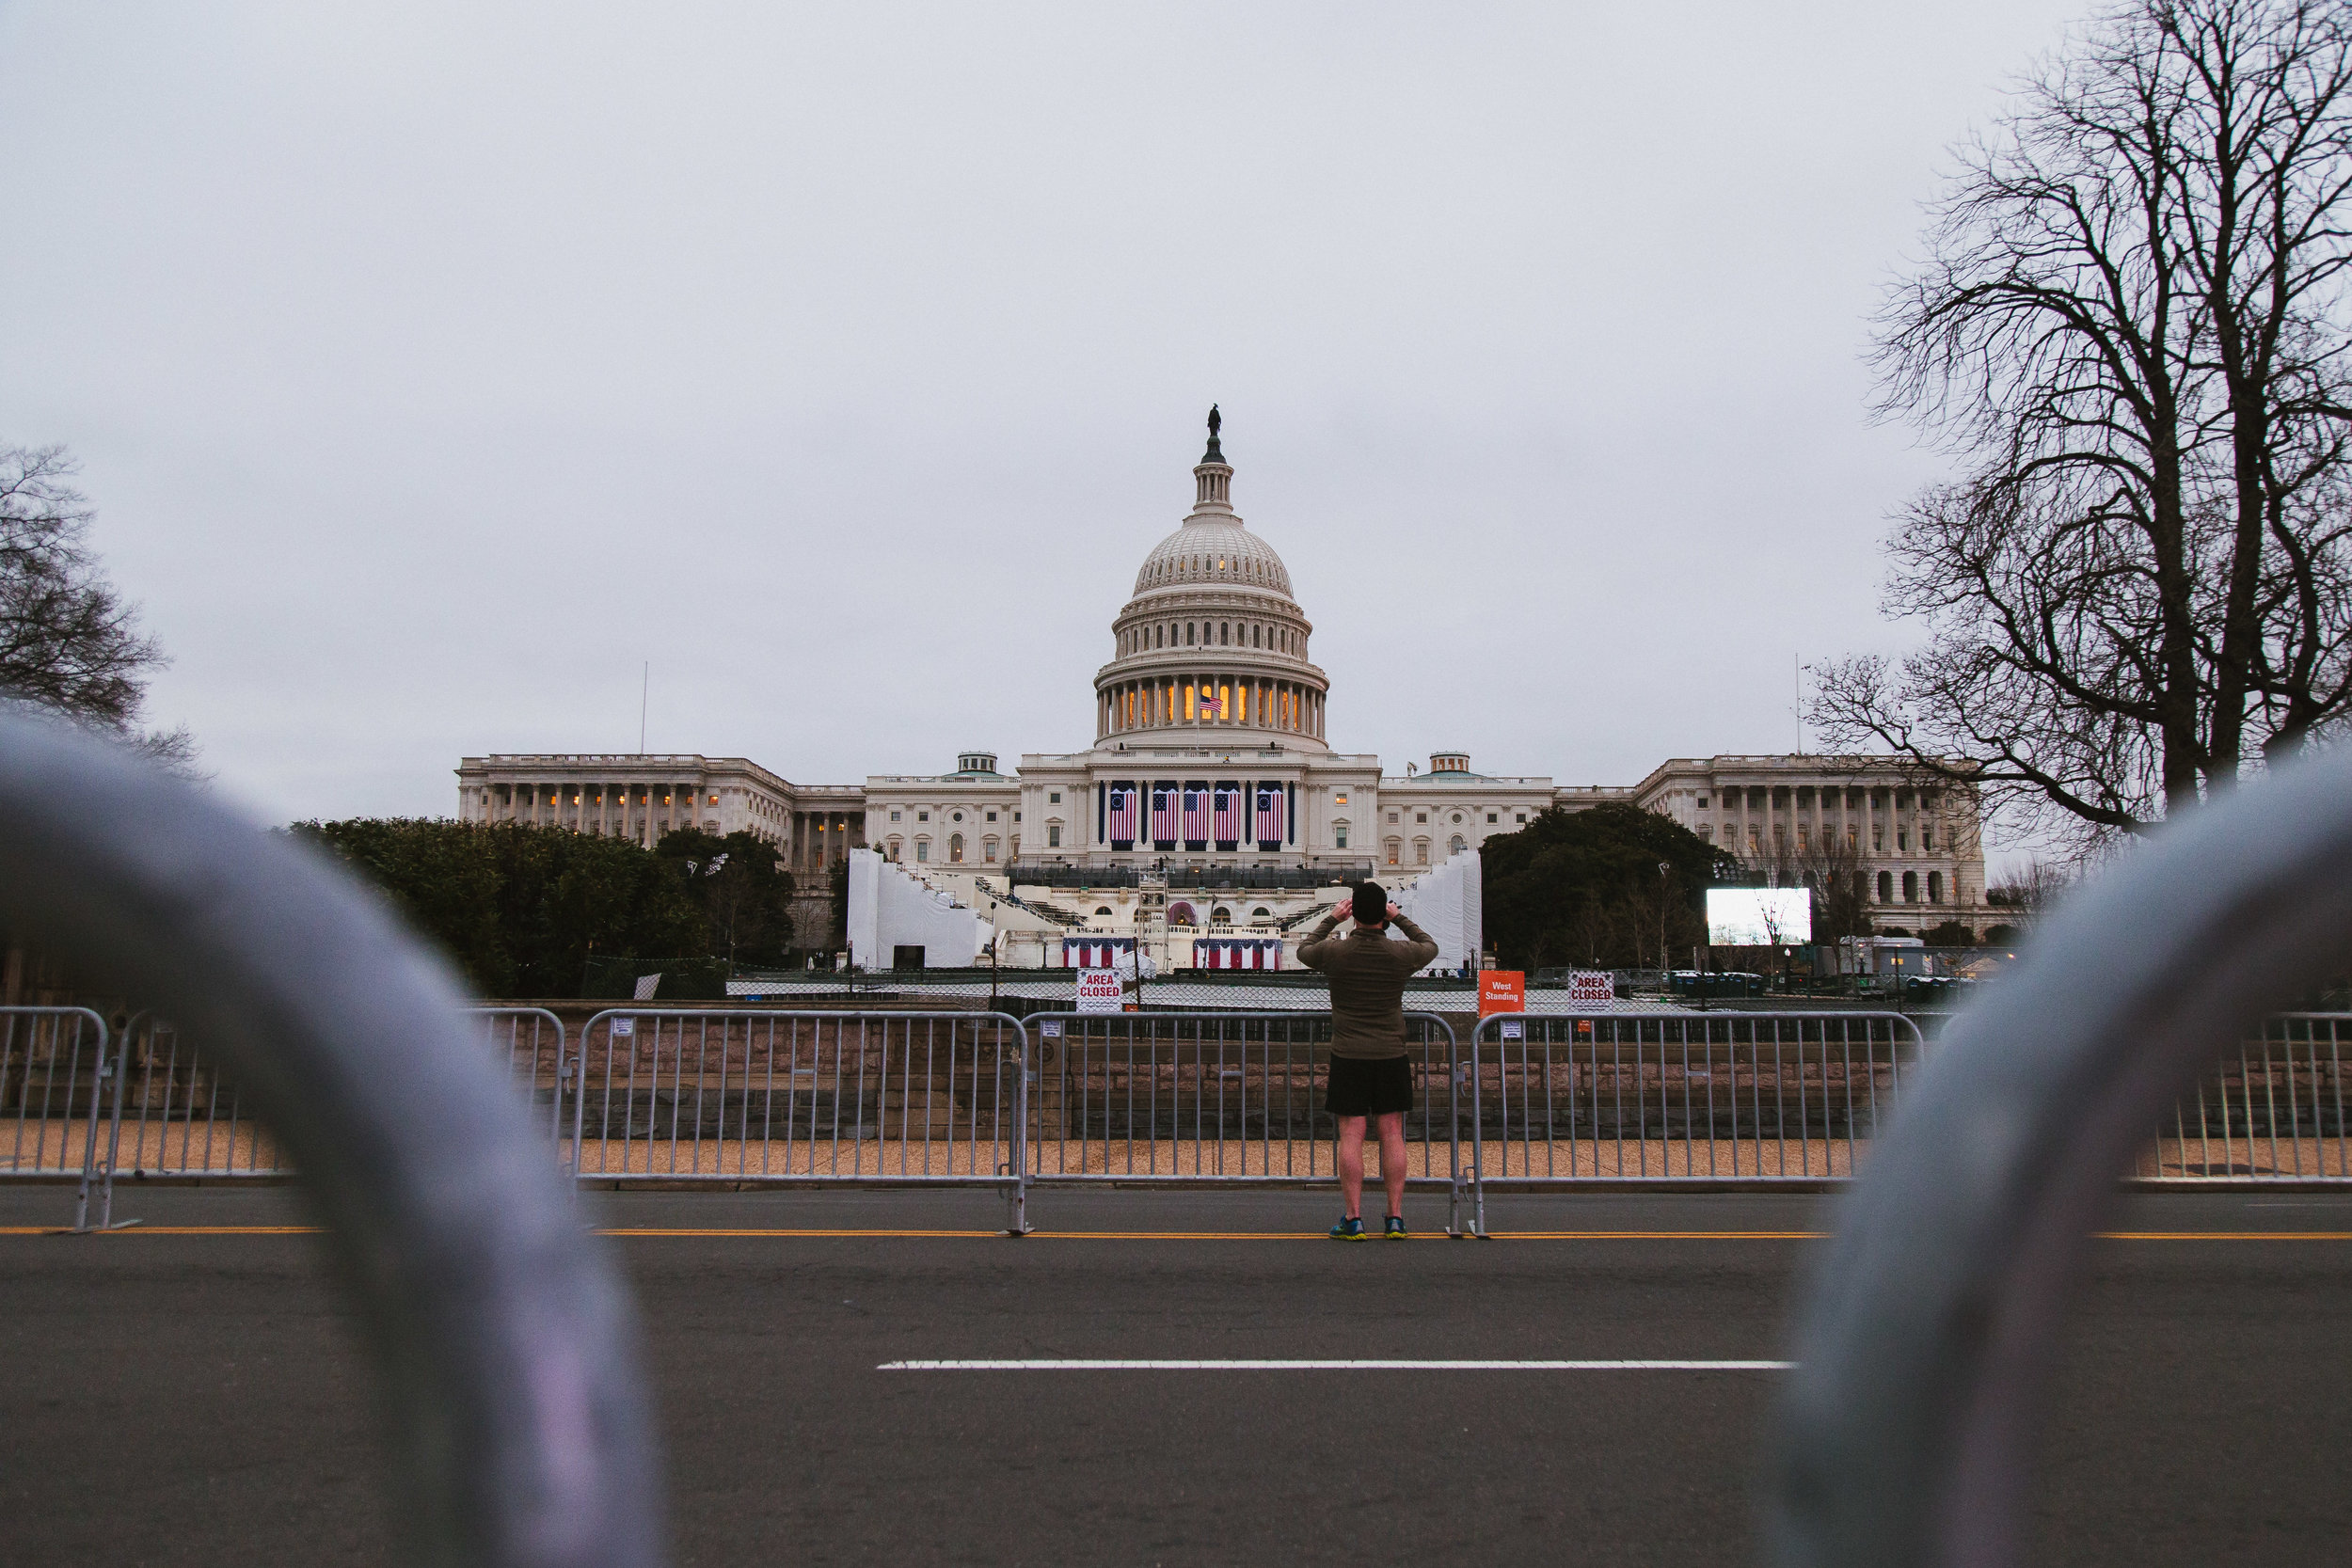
left=948, top=834, right=964, bottom=863
left=986, top=810, right=997, bottom=822
left=1047, top=824, right=1062, bottom=847
left=1014, top=812, right=1022, bottom=822
left=1923, top=827, right=1936, bottom=851
left=918, top=811, right=930, bottom=822
left=1187, top=624, right=1196, bottom=645
left=952, top=812, right=963, bottom=823
left=1335, top=792, right=1348, bottom=806
left=1386, top=840, right=1401, bottom=866
left=1877, top=870, right=1893, bottom=903
left=1388, top=811, right=1399, bottom=824
left=1048, top=792, right=1060, bottom=803
left=1486, top=813, right=1498, bottom=823
left=1335, top=827, right=1349, bottom=848
left=1699, top=826, right=1713, bottom=842
left=1928, top=871, right=1944, bottom=904
left=1516, top=813, right=1526, bottom=823
left=1697, top=796, right=1709, bottom=808
left=1902, top=871, right=1918, bottom=903
left=915, top=840, right=930, bottom=863
left=1450, top=835, right=1466, bottom=855
left=1220, top=623, right=1230, bottom=644
left=886, top=838, right=901, bottom=861
left=983, top=837, right=999, bottom=862
left=1415, top=841, right=1430, bottom=865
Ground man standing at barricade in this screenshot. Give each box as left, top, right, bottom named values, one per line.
left=1298, top=881, right=1439, bottom=1241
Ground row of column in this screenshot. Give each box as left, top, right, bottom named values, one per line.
left=1098, top=676, right=1324, bottom=739
left=791, top=810, right=860, bottom=872
left=474, top=781, right=702, bottom=849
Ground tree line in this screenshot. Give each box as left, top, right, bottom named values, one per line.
left=286, top=819, right=798, bottom=999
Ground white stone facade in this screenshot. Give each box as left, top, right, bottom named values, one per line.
left=459, top=419, right=1992, bottom=949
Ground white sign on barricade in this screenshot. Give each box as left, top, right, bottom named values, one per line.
left=1568, top=971, right=1616, bottom=1008
left=1074, top=968, right=1124, bottom=1013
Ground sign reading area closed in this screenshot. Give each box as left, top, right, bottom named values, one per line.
left=1568, top=971, right=1616, bottom=1008
left=1074, top=968, right=1124, bottom=1013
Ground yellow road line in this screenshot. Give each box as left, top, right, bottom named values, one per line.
left=8, top=1226, right=2352, bottom=1241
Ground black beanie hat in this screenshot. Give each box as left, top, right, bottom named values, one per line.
left=1352, top=882, right=1387, bottom=923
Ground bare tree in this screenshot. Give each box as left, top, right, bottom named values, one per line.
left=1812, top=0, right=2352, bottom=847
left=0, top=444, right=196, bottom=772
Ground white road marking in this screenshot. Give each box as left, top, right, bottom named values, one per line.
left=878, top=1358, right=1793, bottom=1371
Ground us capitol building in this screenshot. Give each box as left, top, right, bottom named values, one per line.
left=456, top=414, right=1989, bottom=958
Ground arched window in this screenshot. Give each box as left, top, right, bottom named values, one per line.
left=1902, top=871, right=1918, bottom=903
left=1251, top=906, right=1271, bottom=918
left=1386, top=839, right=1401, bottom=866
left=1877, top=870, right=1892, bottom=903
left=1450, top=835, right=1467, bottom=856
left=1211, top=906, right=1232, bottom=924
left=1095, top=906, right=1113, bottom=916
left=1927, top=871, right=1944, bottom=904
left=1219, top=623, right=1229, bottom=644
left=1415, top=840, right=1430, bottom=865
left=886, top=837, right=902, bottom=861
left=1187, top=623, right=1197, bottom=645
left=983, top=836, right=999, bottom=863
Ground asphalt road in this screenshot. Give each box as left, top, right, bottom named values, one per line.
left=4, top=1183, right=2349, bottom=1565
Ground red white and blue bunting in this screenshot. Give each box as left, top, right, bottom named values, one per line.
left=1193, top=938, right=1284, bottom=971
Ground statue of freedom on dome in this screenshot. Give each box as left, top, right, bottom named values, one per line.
left=1207, top=404, right=1220, bottom=438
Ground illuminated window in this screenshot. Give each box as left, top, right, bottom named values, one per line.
left=1184, top=684, right=1197, bottom=721
left=949, top=834, right=964, bottom=863
left=1236, top=686, right=1248, bottom=723
left=1335, top=793, right=1347, bottom=806
left=1386, top=840, right=1400, bottom=865
left=1218, top=683, right=1231, bottom=720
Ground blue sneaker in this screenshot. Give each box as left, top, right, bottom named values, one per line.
left=1329, top=1216, right=1367, bottom=1242
left=1385, top=1215, right=1407, bottom=1240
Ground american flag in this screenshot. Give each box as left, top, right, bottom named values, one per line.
left=1200, top=689, right=1224, bottom=721
left=1107, top=784, right=1137, bottom=844
left=1254, top=785, right=1284, bottom=847
left=1212, top=784, right=1242, bottom=844
left=1151, top=784, right=1179, bottom=844
left=1182, top=786, right=1210, bottom=843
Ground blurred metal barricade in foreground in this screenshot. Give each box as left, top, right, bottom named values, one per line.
left=1767, top=747, right=2352, bottom=1567
left=0, top=714, right=662, bottom=1568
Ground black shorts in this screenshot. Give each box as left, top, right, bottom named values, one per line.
left=1325, top=1054, right=1413, bottom=1118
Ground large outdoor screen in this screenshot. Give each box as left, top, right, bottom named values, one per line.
left=1706, top=887, right=1812, bottom=946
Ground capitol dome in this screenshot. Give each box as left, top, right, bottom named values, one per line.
left=1090, top=411, right=1329, bottom=750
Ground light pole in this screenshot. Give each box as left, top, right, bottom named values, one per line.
left=1658, top=861, right=1671, bottom=990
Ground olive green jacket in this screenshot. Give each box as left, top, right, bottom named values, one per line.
left=1296, top=912, right=1440, bottom=1059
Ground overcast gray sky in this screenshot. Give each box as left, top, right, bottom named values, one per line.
left=0, top=1, right=2090, bottom=832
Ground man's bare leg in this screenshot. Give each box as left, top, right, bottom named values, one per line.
left=1337, top=1115, right=1368, bottom=1218
left=1376, top=1111, right=1407, bottom=1219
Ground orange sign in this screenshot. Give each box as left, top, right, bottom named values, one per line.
left=1479, top=971, right=1525, bottom=1018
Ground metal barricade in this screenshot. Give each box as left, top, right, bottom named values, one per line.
left=1, top=1006, right=111, bottom=1180
left=1466, top=1011, right=1925, bottom=1211
left=1, top=711, right=659, bottom=1566
left=571, top=1008, right=1030, bottom=1232
left=1767, top=745, right=2352, bottom=1566
left=1023, top=1011, right=1470, bottom=1236
left=2142, top=1011, right=2352, bottom=1180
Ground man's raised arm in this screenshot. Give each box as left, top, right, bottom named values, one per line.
left=1391, top=911, right=1439, bottom=969
left=1296, top=911, right=1345, bottom=971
